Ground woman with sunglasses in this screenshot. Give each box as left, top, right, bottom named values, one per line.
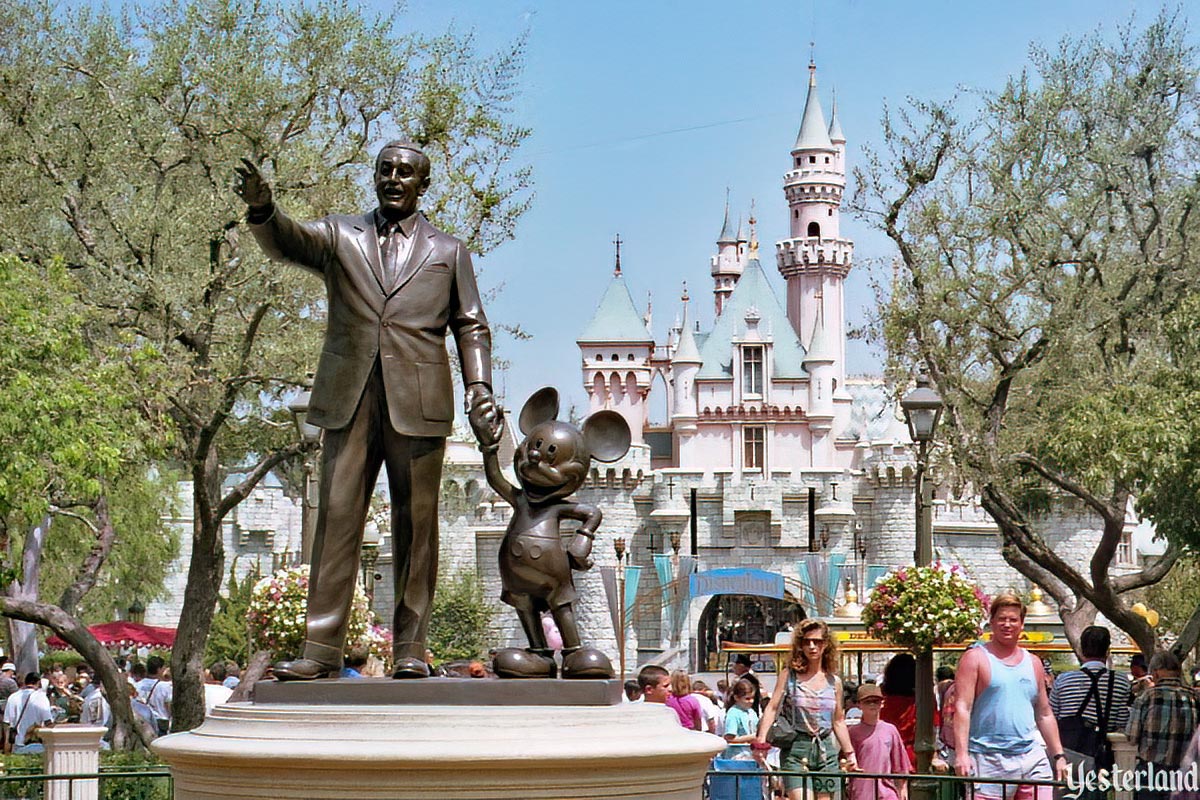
left=754, top=619, right=858, bottom=800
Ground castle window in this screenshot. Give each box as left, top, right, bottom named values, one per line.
left=808, top=155, right=816, bottom=164
left=596, top=354, right=604, bottom=361
left=627, top=353, right=635, bottom=361
left=795, top=158, right=802, bottom=168
left=828, top=209, right=833, bottom=216
left=744, top=426, right=765, bottom=471
left=794, top=210, right=800, bottom=218
left=825, top=157, right=830, bottom=164
left=1116, top=529, right=1134, bottom=565
left=807, top=222, right=821, bottom=238
left=742, top=345, right=764, bottom=397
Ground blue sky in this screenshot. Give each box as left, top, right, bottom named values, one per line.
left=387, top=0, right=1154, bottom=415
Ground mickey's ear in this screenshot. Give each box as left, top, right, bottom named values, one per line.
left=519, top=387, right=559, bottom=435
left=582, top=410, right=631, bottom=463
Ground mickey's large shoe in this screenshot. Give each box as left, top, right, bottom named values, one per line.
left=273, top=658, right=338, bottom=681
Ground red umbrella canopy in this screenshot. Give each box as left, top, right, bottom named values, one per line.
left=46, top=621, right=176, bottom=651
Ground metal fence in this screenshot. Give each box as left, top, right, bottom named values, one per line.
left=0, top=766, right=172, bottom=800
left=705, top=766, right=1063, bottom=800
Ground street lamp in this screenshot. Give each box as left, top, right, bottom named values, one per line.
left=614, top=537, right=627, bottom=681
left=361, top=520, right=382, bottom=607
left=901, top=369, right=943, bottom=796
left=288, top=387, right=321, bottom=563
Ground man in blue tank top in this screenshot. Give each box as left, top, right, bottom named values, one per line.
left=954, top=592, right=1069, bottom=800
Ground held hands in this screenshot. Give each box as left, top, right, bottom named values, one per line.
left=234, top=157, right=273, bottom=210
left=467, top=384, right=503, bottom=451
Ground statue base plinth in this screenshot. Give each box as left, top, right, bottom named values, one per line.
left=151, top=680, right=724, bottom=799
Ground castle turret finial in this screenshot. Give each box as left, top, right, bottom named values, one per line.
left=613, top=233, right=623, bottom=276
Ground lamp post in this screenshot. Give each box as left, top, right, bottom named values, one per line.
left=360, top=519, right=382, bottom=611
left=901, top=370, right=943, bottom=798
left=288, top=387, right=322, bottom=563
left=614, top=537, right=627, bottom=681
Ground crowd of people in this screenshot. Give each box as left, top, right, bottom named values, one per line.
left=625, top=592, right=1200, bottom=800
left=0, top=655, right=243, bottom=754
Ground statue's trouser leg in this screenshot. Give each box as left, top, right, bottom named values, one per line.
left=387, top=433, right=444, bottom=662
left=551, top=604, right=583, bottom=652
left=303, top=369, right=388, bottom=667
left=513, top=606, right=548, bottom=651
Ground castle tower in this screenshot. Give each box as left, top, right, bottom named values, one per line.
left=777, top=60, right=853, bottom=393
left=711, top=194, right=744, bottom=317
left=577, top=236, right=654, bottom=445
left=670, top=284, right=702, bottom=435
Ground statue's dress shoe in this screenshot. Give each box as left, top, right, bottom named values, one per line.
left=493, top=647, right=556, bottom=679
left=392, top=657, right=431, bottom=679
left=273, top=658, right=338, bottom=681
left=561, top=647, right=614, bottom=679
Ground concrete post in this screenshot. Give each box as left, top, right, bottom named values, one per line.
left=1110, top=733, right=1135, bottom=800
left=41, top=724, right=106, bottom=800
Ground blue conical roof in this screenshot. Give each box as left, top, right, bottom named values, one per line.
left=717, top=200, right=736, bottom=244
left=578, top=274, right=654, bottom=343
left=696, top=260, right=807, bottom=379
left=828, top=91, right=846, bottom=144
left=794, top=64, right=833, bottom=151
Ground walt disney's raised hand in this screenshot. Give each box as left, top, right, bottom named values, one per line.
left=234, top=157, right=273, bottom=211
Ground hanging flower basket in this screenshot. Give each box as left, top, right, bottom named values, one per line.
left=862, top=562, right=988, bottom=652
left=247, top=565, right=374, bottom=660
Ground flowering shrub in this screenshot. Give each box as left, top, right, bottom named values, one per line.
left=862, top=562, right=988, bottom=652
left=246, top=565, right=373, bottom=659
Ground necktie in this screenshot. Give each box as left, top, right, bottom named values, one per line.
left=381, top=225, right=401, bottom=286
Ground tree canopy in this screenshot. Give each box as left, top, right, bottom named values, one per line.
left=857, top=11, right=1200, bottom=655
left=0, top=0, right=531, bottom=728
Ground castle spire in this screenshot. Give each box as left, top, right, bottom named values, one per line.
left=717, top=189, right=736, bottom=244
left=829, top=88, right=846, bottom=144
left=794, top=60, right=833, bottom=151
left=613, top=233, right=623, bottom=276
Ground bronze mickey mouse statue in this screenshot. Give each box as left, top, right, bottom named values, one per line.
left=474, top=386, right=631, bottom=679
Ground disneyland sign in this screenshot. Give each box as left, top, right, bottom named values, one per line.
left=690, top=569, right=786, bottom=600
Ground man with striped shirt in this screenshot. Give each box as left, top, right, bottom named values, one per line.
left=1050, top=628, right=1130, bottom=749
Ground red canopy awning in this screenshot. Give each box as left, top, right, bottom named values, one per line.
left=46, top=621, right=176, bottom=651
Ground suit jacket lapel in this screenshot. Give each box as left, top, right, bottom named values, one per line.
left=352, top=213, right=388, bottom=293
left=387, top=215, right=436, bottom=296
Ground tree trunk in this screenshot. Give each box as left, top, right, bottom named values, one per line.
left=7, top=515, right=49, bottom=675
left=227, top=650, right=271, bottom=703
left=170, top=448, right=225, bottom=732
left=0, top=597, right=151, bottom=750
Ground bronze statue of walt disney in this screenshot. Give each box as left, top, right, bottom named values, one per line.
left=235, top=143, right=500, bottom=680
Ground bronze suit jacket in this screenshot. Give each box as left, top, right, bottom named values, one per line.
left=250, top=207, right=492, bottom=436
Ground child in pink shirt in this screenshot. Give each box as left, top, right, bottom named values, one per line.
left=849, top=684, right=913, bottom=800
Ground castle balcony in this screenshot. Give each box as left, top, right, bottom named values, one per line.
left=783, top=167, right=846, bottom=188
left=776, top=238, right=854, bottom=276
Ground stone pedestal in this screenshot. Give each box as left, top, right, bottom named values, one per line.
left=41, top=725, right=106, bottom=800
left=152, top=679, right=724, bottom=799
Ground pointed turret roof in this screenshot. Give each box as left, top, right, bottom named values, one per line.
left=717, top=194, right=736, bottom=244
left=674, top=288, right=702, bottom=365
left=794, top=61, right=834, bottom=151
left=736, top=215, right=747, bottom=244
left=803, top=301, right=835, bottom=365
left=696, top=260, right=807, bottom=379
left=578, top=273, right=655, bottom=343
left=828, top=90, right=846, bottom=144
